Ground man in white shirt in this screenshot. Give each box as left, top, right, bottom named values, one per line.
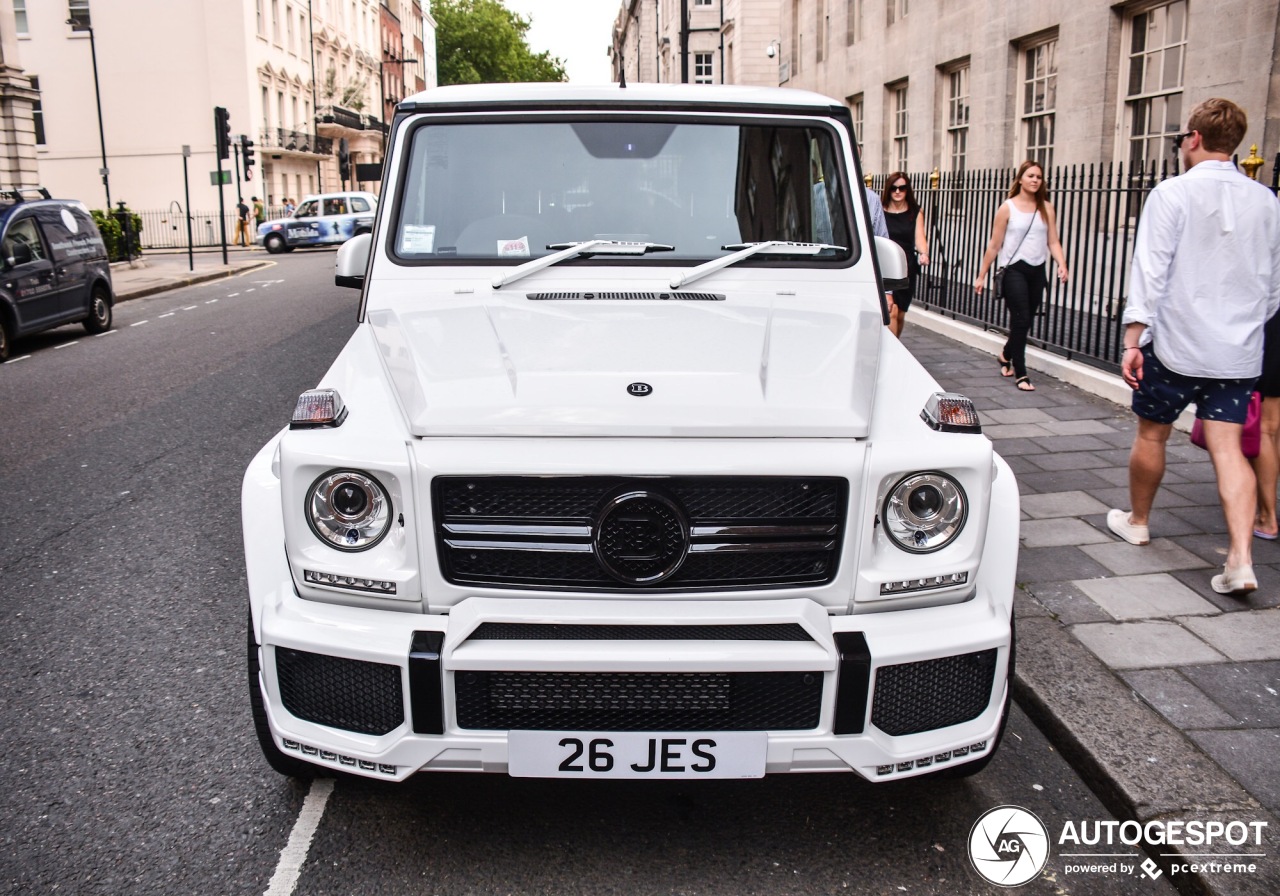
left=1108, top=98, right=1280, bottom=595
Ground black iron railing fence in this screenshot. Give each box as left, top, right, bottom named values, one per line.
left=872, top=158, right=1278, bottom=371
left=135, top=206, right=289, bottom=249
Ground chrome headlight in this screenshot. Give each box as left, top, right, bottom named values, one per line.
left=306, top=470, right=392, bottom=551
left=883, top=472, right=967, bottom=553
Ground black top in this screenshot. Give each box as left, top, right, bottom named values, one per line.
left=884, top=208, right=918, bottom=273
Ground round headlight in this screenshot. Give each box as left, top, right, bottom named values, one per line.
left=306, top=470, right=392, bottom=551
left=882, top=472, right=966, bottom=553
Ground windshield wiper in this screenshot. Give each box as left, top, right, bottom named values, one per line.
left=491, top=240, right=674, bottom=289
left=670, top=241, right=844, bottom=290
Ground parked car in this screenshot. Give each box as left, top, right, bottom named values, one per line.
left=0, top=190, right=113, bottom=362
left=255, top=191, right=377, bottom=254
left=243, top=83, right=1019, bottom=784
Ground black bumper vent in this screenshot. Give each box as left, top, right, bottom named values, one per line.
left=467, top=622, right=812, bottom=641
left=455, top=671, right=823, bottom=731
left=870, top=649, right=998, bottom=737
left=276, top=647, right=404, bottom=736
left=434, top=476, right=846, bottom=592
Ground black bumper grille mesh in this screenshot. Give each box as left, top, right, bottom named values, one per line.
left=276, top=648, right=404, bottom=736
left=870, top=649, right=998, bottom=736
left=455, top=671, right=823, bottom=731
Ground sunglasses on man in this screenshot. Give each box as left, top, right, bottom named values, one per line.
left=1170, top=130, right=1195, bottom=151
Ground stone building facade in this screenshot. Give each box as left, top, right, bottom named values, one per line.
left=777, top=0, right=1279, bottom=182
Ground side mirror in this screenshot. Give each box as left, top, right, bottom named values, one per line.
left=6, top=240, right=33, bottom=267
left=874, top=236, right=909, bottom=291
left=335, top=232, right=372, bottom=289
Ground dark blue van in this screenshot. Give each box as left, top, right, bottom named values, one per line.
left=0, top=191, right=114, bottom=362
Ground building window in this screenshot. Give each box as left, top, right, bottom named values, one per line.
left=694, top=0, right=712, bottom=5
left=1021, top=38, right=1057, bottom=170
left=946, top=64, right=969, bottom=172
left=14, top=0, right=28, bottom=35
left=816, top=0, right=827, bottom=63
left=256, top=0, right=264, bottom=35
left=694, top=52, right=713, bottom=84
left=846, top=0, right=861, bottom=45
left=29, top=76, right=45, bottom=145
left=1124, top=0, right=1187, bottom=169
left=887, top=0, right=907, bottom=25
left=67, top=0, right=91, bottom=28
left=849, top=93, right=864, bottom=160
left=890, top=82, right=909, bottom=172
left=271, top=0, right=281, bottom=44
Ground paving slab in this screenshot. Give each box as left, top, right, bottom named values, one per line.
left=1073, top=573, right=1221, bottom=621
left=1179, top=662, right=1280, bottom=727
left=1071, top=620, right=1227, bottom=668
left=1120, top=668, right=1239, bottom=728
left=1181, top=611, right=1280, bottom=662
left=1080, top=538, right=1209, bottom=576
left=1023, top=580, right=1114, bottom=624
left=1020, top=517, right=1115, bottom=548
left=1020, top=489, right=1111, bottom=519
left=1185, top=729, right=1280, bottom=817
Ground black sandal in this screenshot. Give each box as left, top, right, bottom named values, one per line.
left=1015, top=376, right=1035, bottom=392
left=998, top=355, right=1013, bottom=377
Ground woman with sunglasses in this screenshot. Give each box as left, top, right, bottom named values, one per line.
left=879, top=172, right=929, bottom=337
left=974, top=161, right=1069, bottom=391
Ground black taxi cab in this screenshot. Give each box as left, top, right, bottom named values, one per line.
left=0, top=189, right=114, bottom=362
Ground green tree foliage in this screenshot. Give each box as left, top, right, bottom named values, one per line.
left=434, top=0, right=567, bottom=85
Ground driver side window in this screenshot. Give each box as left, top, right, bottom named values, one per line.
left=2, top=217, right=46, bottom=266
left=296, top=201, right=318, bottom=218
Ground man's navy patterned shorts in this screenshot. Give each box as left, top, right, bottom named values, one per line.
left=1132, top=344, right=1256, bottom=425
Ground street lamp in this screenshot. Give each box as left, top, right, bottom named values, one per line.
left=378, top=55, right=417, bottom=156
left=66, top=17, right=110, bottom=211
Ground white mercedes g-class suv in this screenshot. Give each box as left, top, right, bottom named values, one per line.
left=243, top=83, right=1019, bottom=784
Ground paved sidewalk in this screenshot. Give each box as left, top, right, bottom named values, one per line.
left=907, top=310, right=1279, bottom=895
left=110, top=246, right=272, bottom=301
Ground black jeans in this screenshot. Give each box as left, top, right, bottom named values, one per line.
left=1001, top=260, right=1047, bottom=379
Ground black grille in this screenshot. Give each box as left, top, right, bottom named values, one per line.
left=468, top=623, right=813, bottom=641
left=276, top=648, right=404, bottom=736
left=870, top=649, right=998, bottom=736
left=434, top=476, right=846, bottom=591
left=455, top=671, right=823, bottom=731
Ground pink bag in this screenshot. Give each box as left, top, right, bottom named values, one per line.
left=1190, top=391, right=1262, bottom=458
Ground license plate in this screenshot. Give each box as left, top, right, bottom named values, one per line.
left=507, top=731, right=767, bottom=779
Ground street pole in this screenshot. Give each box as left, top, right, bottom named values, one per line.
left=182, top=145, right=193, bottom=272
left=68, top=19, right=110, bottom=211
left=233, top=140, right=243, bottom=201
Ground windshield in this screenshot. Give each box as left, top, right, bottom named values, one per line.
left=392, top=118, right=856, bottom=264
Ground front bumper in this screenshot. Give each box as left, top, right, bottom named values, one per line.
left=252, top=567, right=1011, bottom=783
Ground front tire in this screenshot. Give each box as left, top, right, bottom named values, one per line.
left=264, top=234, right=288, bottom=254
left=83, top=285, right=113, bottom=334
left=248, top=618, right=319, bottom=779
left=0, top=316, right=11, bottom=362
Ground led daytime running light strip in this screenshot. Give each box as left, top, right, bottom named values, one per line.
left=880, top=571, right=968, bottom=594
left=281, top=738, right=397, bottom=775
left=304, top=569, right=397, bottom=594
left=876, top=739, right=988, bottom=776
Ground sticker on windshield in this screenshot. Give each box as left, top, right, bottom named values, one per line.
left=400, top=225, right=436, bottom=254
left=497, top=236, right=531, bottom=257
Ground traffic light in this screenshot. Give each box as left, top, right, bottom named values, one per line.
left=338, top=137, right=351, bottom=182
left=214, top=106, right=230, bottom=160
left=241, top=135, right=256, bottom=179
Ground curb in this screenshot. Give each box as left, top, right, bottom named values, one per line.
left=115, top=261, right=274, bottom=303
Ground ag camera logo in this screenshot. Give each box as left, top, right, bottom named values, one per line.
left=969, top=806, right=1050, bottom=887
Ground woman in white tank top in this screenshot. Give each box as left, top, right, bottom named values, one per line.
left=974, top=161, right=1070, bottom=391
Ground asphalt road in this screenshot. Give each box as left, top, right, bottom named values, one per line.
left=0, top=252, right=1177, bottom=895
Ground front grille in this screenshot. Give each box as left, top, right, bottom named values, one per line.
left=275, top=648, right=404, bottom=736
left=454, top=671, right=823, bottom=731
left=870, top=649, right=998, bottom=736
left=434, top=476, right=846, bottom=591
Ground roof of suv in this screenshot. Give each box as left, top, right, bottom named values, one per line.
left=400, top=82, right=848, bottom=116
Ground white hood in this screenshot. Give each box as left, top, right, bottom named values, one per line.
left=366, top=283, right=882, bottom=438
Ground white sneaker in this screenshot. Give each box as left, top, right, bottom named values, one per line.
left=1107, top=509, right=1150, bottom=545
left=1211, top=564, right=1257, bottom=595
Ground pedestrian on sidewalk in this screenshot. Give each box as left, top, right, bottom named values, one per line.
left=1247, top=314, right=1280, bottom=540
left=974, top=161, right=1069, bottom=392
left=234, top=197, right=250, bottom=247
left=881, top=172, right=929, bottom=338
left=252, top=196, right=265, bottom=227
left=1107, top=98, right=1280, bottom=596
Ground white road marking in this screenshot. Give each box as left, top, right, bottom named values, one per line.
left=159, top=312, right=175, bottom=318
left=53, top=341, right=79, bottom=349
left=263, top=777, right=334, bottom=896
left=246, top=287, right=256, bottom=292
left=3, top=355, right=32, bottom=363
left=92, top=331, right=115, bottom=337
left=130, top=320, right=149, bottom=327
left=228, top=293, right=240, bottom=297
left=206, top=299, right=218, bottom=304
left=182, top=305, right=197, bottom=310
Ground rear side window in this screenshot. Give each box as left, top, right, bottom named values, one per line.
left=351, top=197, right=371, bottom=212
left=324, top=198, right=349, bottom=216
